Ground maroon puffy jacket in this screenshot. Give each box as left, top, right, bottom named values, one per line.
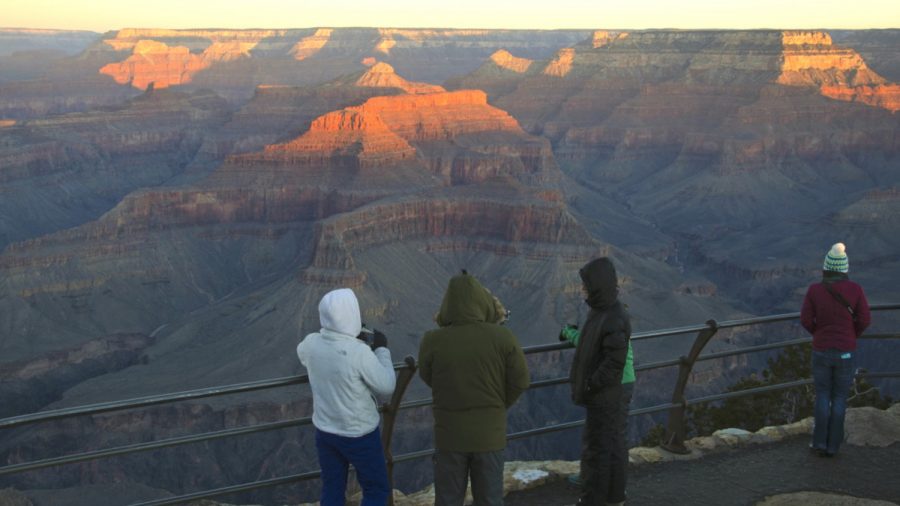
left=801, top=279, right=871, bottom=351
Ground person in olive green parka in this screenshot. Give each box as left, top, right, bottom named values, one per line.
left=418, top=271, right=530, bottom=506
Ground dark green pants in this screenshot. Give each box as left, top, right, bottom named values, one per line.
left=433, top=449, right=505, bottom=506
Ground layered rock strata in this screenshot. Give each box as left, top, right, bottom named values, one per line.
left=191, top=60, right=438, bottom=162
left=778, top=31, right=900, bottom=111
left=87, top=28, right=589, bottom=100
left=444, top=28, right=900, bottom=315
left=0, top=85, right=575, bottom=307
left=0, top=88, right=231, bottom=248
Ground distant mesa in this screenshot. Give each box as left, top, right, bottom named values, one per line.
left=374, top=28, right=493, bottom=55
left=100, top=37, right=258, bottom=89
left=100, top=40, right=202, bottom=89
left=490, top=50, right=533, bottom=73
left=101, top=28, right=291, bottom=52
left=543, top=48, right=575, bottom=77
left=778, top=31, right=900, bottom=112
left=99, top=29, right=277, bottom=89
left=592, top=30, right=629, bottom=48
left=354, top=61, right=445, bottom=94
left=291, top=28, right=333, bottom=61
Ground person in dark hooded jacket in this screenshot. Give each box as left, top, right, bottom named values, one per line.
left=418, top=272, right=530, bottom=506
left=569, top=257, right=631, bottom=506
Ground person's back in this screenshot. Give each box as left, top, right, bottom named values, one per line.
left=418, top=272, right=530, bottom=506
left=802, top=276, right=871, bottom=352
left=800, top=243, right=871, bottom=458
left=297, top=288, right=396, bottom=506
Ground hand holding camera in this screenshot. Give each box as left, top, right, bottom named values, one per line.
left=372, top=330, right=388, bottom=350
left=357, top=325, right=388, bottom=350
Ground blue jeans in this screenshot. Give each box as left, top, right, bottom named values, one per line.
left=315, top=427, right=390, bottom=506
left=811, top=349, right=856, bottom=455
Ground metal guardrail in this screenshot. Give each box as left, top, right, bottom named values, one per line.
left=1, top=303, right=898, bottom=505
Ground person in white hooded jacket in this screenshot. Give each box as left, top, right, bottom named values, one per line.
left=297, top=288, right=396, bottom=506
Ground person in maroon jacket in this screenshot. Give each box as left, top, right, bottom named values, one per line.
left=801, top=242, right=871, bottom=457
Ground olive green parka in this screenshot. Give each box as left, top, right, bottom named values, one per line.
left=418, top=273, right=530, bottom=452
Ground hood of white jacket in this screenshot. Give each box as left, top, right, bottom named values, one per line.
left=318, top=288, right=362, bottom=338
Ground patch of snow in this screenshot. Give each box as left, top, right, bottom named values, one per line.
left=513, top=469, right=549, bottom=484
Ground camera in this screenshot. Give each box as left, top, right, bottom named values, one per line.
left=357, top=325, right=375, bottom=346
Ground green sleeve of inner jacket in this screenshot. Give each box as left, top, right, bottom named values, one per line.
left=561, top=325, right=580, bottom=345
left=622, top=342, right=635, bottom=384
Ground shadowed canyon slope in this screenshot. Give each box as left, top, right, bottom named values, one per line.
left=1, top=27, right=899, bottom=505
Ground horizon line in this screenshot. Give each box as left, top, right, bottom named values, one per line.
left=5, top=25, right=900, bottom=34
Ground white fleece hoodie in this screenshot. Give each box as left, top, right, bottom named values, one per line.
left=297, top=288, right=396, bottom=437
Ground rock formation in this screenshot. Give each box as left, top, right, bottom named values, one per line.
left=447, top=29, right=900, bottom=314
left=353, top=61, right=445, bottom=94
left=490, top=49, right=534, bottom=73
left=778, top=31, right=900, bottom=111
left=100, top=38, right=257, bottom=90
left=542, top=47, right=576, bottom=77
left=85, top=28, right=590, bottom=102
left=290, top=28, right=334, bottom=60
left=0, top=88, right=231, bottom=249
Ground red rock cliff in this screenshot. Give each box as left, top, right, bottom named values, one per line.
left=778, top=31, right=900, bottom=112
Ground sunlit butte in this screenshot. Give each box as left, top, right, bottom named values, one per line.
left=5, top=0, right=900, bottom=31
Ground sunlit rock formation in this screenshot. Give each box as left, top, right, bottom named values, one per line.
left=490, top=49, right=533, bottom=73
left=778, top=31, right=900, bottom=111
left=290, top=28, right=334, bottom=60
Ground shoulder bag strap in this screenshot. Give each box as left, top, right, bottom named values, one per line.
left=823, top=282, right=857, bottom=322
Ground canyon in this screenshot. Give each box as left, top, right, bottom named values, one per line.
left=0, top=27, right=898, bottom=505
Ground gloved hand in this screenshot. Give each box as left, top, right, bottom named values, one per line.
left=372, top=330, right=388, bottom=350
left=559, top=324, right=579, bottom=343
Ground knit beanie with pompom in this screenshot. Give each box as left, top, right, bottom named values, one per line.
left=823, top=242, right=849, bottom=273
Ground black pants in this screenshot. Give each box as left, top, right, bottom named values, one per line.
left=579, top=383, right=625, bottom=505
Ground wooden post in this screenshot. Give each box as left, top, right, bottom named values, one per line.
left=381, top=356, right=417, bottom=506
left=661, top=320, right=718, bottom=454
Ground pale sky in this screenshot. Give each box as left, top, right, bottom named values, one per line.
left=3, top=0, right=900, bottom=32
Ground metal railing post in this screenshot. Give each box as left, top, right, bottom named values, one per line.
left=381, top=356, right=418, bottom=506
left=661, top=319, right=719, bottom=454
